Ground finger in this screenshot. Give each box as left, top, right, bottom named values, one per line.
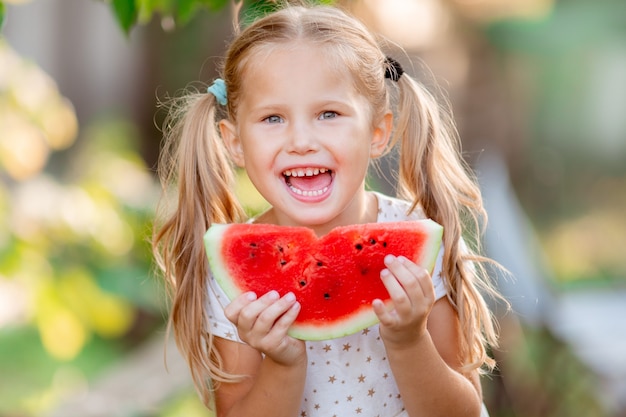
left=395, top=256, right=435, bottom=302
left=268, top=295, right=301, bottom=336
left=372, top=298, right=396, bottom=326
left=254, top=292, right=299, bottom=333
left=224, top=291, right=258, bottom=325
left=236, top=290, right=281, bottom=331
left=247, top=293, right=301, bottom=352
left=384, top=255, right=436, bottom=306
left=380, top=255, right=423, bottom=317
left=379, top=265, right=406, bottom=303
left=384, top=255, right=423, bottom=297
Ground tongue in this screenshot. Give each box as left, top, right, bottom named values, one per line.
left=288, top=172, right=332, bottom=191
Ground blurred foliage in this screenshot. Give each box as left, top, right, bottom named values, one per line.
left=484, top=326, right=606, bottom=417
left=109, top=0, right=229, bottom=33
left=483, top=0, right=626, bottom=287
left=235, top=168, right=269, bottom=216
left=0, top=110, right=163, bottom=414
left=0, top=326, right=130, bottom=415
left=0, top=39, right=78, bottom=180
left=156, top=390, right=213, bottom=417
left=1, top=0, right=625, bottom=416
left=102, top=0, right=334, bottom=34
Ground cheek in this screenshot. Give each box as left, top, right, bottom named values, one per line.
left=240, top=138, right=276, bottom=171
left=335, top=143, right=372, bottom=173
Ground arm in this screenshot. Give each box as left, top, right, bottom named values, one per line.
left=214, top=291, right=308, bottom=417
left=385, top=298, right=482, bottom=417
left=373, top=255, right=483, bottom=417
left=213, top=338, right=307, bottom=417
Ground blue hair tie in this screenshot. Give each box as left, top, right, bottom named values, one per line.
left=207, top=78, right=227, bottom=106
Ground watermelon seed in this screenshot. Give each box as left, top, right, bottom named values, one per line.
left=299, top=280, right=307, bottom=287
left=324, top=293, right=331, bottom=299
left=355, top=244, right=363, bottom=250
left=317, top=261, right=323, bottom=267
left=369, top=238, right=376, bottom=245
left=250, top=243, right=257, bottom=247
left=280, top=259, right=287, bottom=266
left=278, top=246, right=284, bottom=252
left=382, top=241, right=387, bottom=248
left=361, top=268, right=368, bottom=275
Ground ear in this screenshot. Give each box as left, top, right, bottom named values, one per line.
left=219, top=119, right=245, bottom=167
left=370, top=111, right=393, bottom=158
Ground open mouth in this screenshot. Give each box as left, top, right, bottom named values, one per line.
left=283, top=167, right=333, bottom=197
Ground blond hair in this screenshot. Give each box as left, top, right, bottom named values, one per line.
left=152, top=4, right=499, bottom=407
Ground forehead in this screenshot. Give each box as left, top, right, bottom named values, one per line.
left=239, top=42, right=357, bottom=89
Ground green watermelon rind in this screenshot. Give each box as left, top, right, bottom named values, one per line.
left=204, top=223, right=246, bottom=302
left=204, top=220, right=443, bottom=341
left=287, top=304, right=389, bottom=341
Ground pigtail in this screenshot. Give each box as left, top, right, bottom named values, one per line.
left=152, top=88, right=246, bottom=405
left=392, top=74, right=499, bottom=372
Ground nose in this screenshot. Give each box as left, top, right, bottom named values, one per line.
left=286, top=118, right=319, bottom=154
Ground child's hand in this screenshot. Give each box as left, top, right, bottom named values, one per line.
left=224, top=290, right=306, bottom=365
left=373, top=255, right=435, bottom=348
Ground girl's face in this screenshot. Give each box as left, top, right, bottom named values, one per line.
left=220, top=44, right=391, bottom=234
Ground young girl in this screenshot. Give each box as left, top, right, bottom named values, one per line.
left=153, top=4, right=500, bottom=417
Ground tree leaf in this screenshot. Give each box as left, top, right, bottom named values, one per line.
left=239, top=0, right=281, bottom=28
left=112, top=0, right=138, bottom=35
left=176, top=0, right=230, bottom=24
left=201, top=0, right=230, bottom=12
left=176, top=0, right=198, bottom=25
left=237, top=0, right=336, bottom=28
left=137, top=0, right=161, bottom=24
left=0, top=1, right=5, bottom=32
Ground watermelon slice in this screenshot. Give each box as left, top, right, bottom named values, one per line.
left=204, top=220, right=443, bottom=341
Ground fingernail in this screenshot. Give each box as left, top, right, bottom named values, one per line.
left=268, top=290, right=279, bottom=300
left=397, top=256, right=406, bottom=264
left=284, top=292, right=296, bottom=302
left=245, top=292, right=257, bottom=301
left=384, top=254, right=395, bottom=265
left=380, top=268, right=390, bottom=277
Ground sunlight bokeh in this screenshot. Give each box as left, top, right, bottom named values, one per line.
left=0, top=40, right=78, bottom=180
left=1, top=0, right=625, bottom=416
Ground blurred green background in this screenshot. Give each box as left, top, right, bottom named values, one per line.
left=1, top=0, right=625, bottom=416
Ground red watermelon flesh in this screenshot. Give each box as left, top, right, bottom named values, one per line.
left=204, top=220, right=443, bottom=341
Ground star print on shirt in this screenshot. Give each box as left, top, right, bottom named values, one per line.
left=206, top=193, right=445, bottom=417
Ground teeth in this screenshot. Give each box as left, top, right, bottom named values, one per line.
left=282, top=167, right=331, bottom=196
left=288, top=185, right=329, bottom=197
left=283, top=168, right=328, bottom=177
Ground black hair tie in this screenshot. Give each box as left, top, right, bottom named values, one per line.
left=384, top=57, right=404, bottom=82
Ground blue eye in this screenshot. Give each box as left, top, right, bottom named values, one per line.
left=264, top=115, right=283, bottom=124
left=319, top=111, right=338, bottom=120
